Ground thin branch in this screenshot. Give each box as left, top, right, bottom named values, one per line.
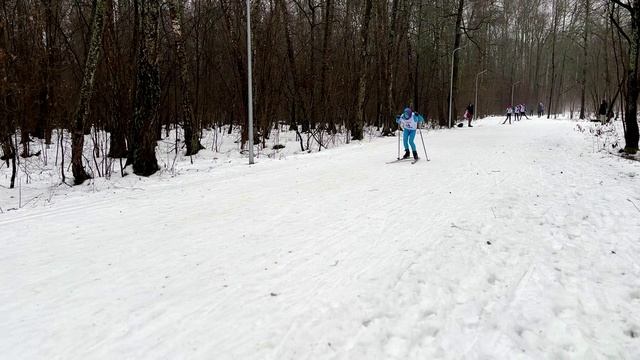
left=610, top=4, right=632, bottom=44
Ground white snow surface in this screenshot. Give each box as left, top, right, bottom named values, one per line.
left=1, top=117, right=639, bottom=359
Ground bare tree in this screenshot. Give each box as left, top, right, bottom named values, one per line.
left=610, top=0, right=640, bottom=154
left=132, top=0, right=161, bottom=176
left=354, top=0, right=374, bottom=140
left=71, top=0, right=107, bottom=185
left=167, top=0, right=203, bottom=156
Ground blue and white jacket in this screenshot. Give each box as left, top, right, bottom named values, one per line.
left=396, top=113, right=425, bottom=130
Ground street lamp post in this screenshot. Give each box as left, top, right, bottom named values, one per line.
left=511, top=81, right=521, bottom=109
left=246, top=0, right=255, bottom=164
left=474, top=69, right=487, bottom=121
left=448, top=46, right=465, bottom=128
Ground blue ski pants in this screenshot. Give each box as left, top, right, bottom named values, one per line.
left=403, top=129, right=417, bottom=152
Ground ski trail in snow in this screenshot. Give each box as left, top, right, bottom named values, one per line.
left=1, top=118, right=639, bottom=359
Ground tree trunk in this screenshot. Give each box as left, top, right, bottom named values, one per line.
left=132, top=0, right=160, bottom=176
left=413, top=2, right=424, bottom=113
left=277, top=0, right=306, bottom=138
left=624, top=1, right=640, bottom=154
left=8, top=135, right=16, bottom=189
left=167, top=0, right=203, bottom=156
left=71, top=0, right=107, bottom=185
left=547, top=0, right=558, bottom=119
left=104, top=0, right=129, bottom=159
left=309, top=1, right=318, bottom=130
left=0, top=12, right=16, bottom=189
left=580, top=0, right=590, bottom=119
left=108, top=129, right=128, bottom=158
left=36, top=0, right=56, bottom=144
left=319, top=0, right=333, bottom=127
left=354, top=0, right=373, bottom=141
left=382, top=0, right=400, bottom=136
left=451, top=0, right=465, bottom=125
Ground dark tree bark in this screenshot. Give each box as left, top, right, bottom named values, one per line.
left=0, top=13, right=16, bottom=189
left=167, top=0, right=203, bottom=156
left=611, top=0, right=640, bottom=153
left=277, top=0, right=306, bottom=139
left=353, top=0, right=373, bottom=140
left=71, top=0, right=107, bottom=185
left=104, top=0, right=129, bottom=159
left=624, top=0, right=640, bottom=153
left=382, top=0, right=400, bottom=135
left=319, top=0, right=333, bottom=127
left=580, top=0, right=590, bottom=119
left=35, top=0, right=56, bottom=144
left=547, top=0, right=559, bottom=119
left=450, top=0, right=465, bottom=126
left=132, top=0, right=160, bottom=176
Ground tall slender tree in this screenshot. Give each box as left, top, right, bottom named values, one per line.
left=132, top=0, right=160, bottom=175
left=354, top=0, right=374, bottom=140
left=71, top=0, right=107, bottom=185
left=167, top=0, right=203, bottom=156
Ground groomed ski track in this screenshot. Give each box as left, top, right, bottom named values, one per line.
left=1, top=117, right=639, bottom=359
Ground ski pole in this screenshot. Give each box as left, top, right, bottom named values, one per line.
left=397, top=126, right=401, bottom=160
left=418, top=125, right=429, bottom=161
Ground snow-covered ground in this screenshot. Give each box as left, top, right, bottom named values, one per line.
left=1, top=117, right=639, bottom=359
left=0, top=124, right=377, bottom=212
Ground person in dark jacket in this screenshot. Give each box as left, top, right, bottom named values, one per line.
left=598, top=99, right=608, bottom=124
left=465, top=103, right=475, bottom=127
left=537, top=102, right=545, bottom=117
left=503, top=105, right=513, bottom=125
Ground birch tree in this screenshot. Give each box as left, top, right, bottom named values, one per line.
left=71, top=0, right=107, bottom=185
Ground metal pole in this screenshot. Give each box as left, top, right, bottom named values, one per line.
left=511, top=81, right=521, bottom=109
left=448, top=47, right=464, bottom=128
left=474, top=70, right=487, bottom=121
left=247, top=0, right=255, bottom=165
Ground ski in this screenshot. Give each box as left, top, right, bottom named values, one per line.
left=387, top=156, right=429, bottom=164
left=386, top=158, right=412, bottom=164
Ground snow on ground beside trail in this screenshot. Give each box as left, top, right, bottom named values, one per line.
left=1, top=116, right=639, bottom=359
left=0, top=124, right=382, bottom=212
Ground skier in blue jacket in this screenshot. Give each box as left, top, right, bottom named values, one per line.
left=396, top=107, right=424, bottom=160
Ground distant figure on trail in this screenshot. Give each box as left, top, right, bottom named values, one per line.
left=396, top=107, right=424, bottom=161
left=598, top=99, right=608, bottom=124
left=465, top=103, right=475, bottom=127
left=514, top=104, right=521, bottom=121
left=519, top=104, right=529, bottom=120
left=537, top=102, right=545, bottom=117
left=503, top=105, right=513, bottom=125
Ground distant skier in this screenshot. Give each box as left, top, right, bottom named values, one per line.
left=519, top=104, right=529, bottom=119
left=396, top=107, right=424, bottom=161
left=514, top=104, right=521, bottom=121
left=537, top=102, right=545, bottom=117
left=465, top=103, right=475, bottom=127
left=502, top=105, right=513, bottom=124
left=598, top=99, right=608, bottom=124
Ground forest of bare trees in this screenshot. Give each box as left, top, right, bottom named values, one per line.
left=1, top=0, right=639, bottom=186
